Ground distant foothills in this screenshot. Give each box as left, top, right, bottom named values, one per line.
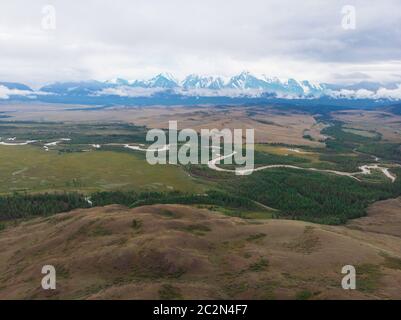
left=1, top=71, right=401, bottom=107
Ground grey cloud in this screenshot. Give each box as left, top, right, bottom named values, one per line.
left=333, top=72, right=371, bottom=80
left=0, top=0, right=400, bottom=85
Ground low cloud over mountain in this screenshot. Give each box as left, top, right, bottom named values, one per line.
left=1, top=72, right=401, bottom=104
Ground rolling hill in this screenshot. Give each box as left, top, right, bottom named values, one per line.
left=1, top=199, right=401, bottom=300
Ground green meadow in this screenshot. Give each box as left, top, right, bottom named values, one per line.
left=0, top=145, right=206, bottom=194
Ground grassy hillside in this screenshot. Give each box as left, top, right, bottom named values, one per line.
left=1, top=202, right=401, bottom=299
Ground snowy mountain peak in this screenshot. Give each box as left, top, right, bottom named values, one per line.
left=227, top=72, right=267, bottom=89
left=263, top=75, right=281, bottom=84
left=146, top=73, right=179, bottom=88
left=182, top=74, right=224, bottom=90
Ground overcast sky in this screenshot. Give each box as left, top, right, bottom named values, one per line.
left=0, top=0, right=400, bottom=86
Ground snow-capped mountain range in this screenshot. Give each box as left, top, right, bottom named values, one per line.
left=1, top=72, right=401, bottom=103
left=95, top=72, right=325, bottom=95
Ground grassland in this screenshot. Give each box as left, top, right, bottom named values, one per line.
left=1, top=201, right=401, bottom=299
left=0, top=145, right=205, bottom=194
left=333, top=109, right=401, bottom=143
left=0, top=121, right=208, bottom=195
left=3, top=104, right=327, bottom=146
left=342, top=128, right=380, bottom=139
left=255, top=145, right=322, bottom=163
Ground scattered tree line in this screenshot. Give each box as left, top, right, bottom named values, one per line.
left=0, top=190, right=256, bottom=222
left=0, top=192, right=89, bottom=220
left=91, top=190, right=256, bottom=210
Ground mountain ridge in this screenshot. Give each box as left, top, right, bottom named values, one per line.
left=1, top=72, right=401, bottom=103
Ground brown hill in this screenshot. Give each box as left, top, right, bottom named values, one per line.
left=1, top=200, right=401, bottom=300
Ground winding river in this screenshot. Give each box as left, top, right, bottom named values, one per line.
left=1, top=138, right=397, bottom=183
left=208, top=152, right=397, bottom=182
